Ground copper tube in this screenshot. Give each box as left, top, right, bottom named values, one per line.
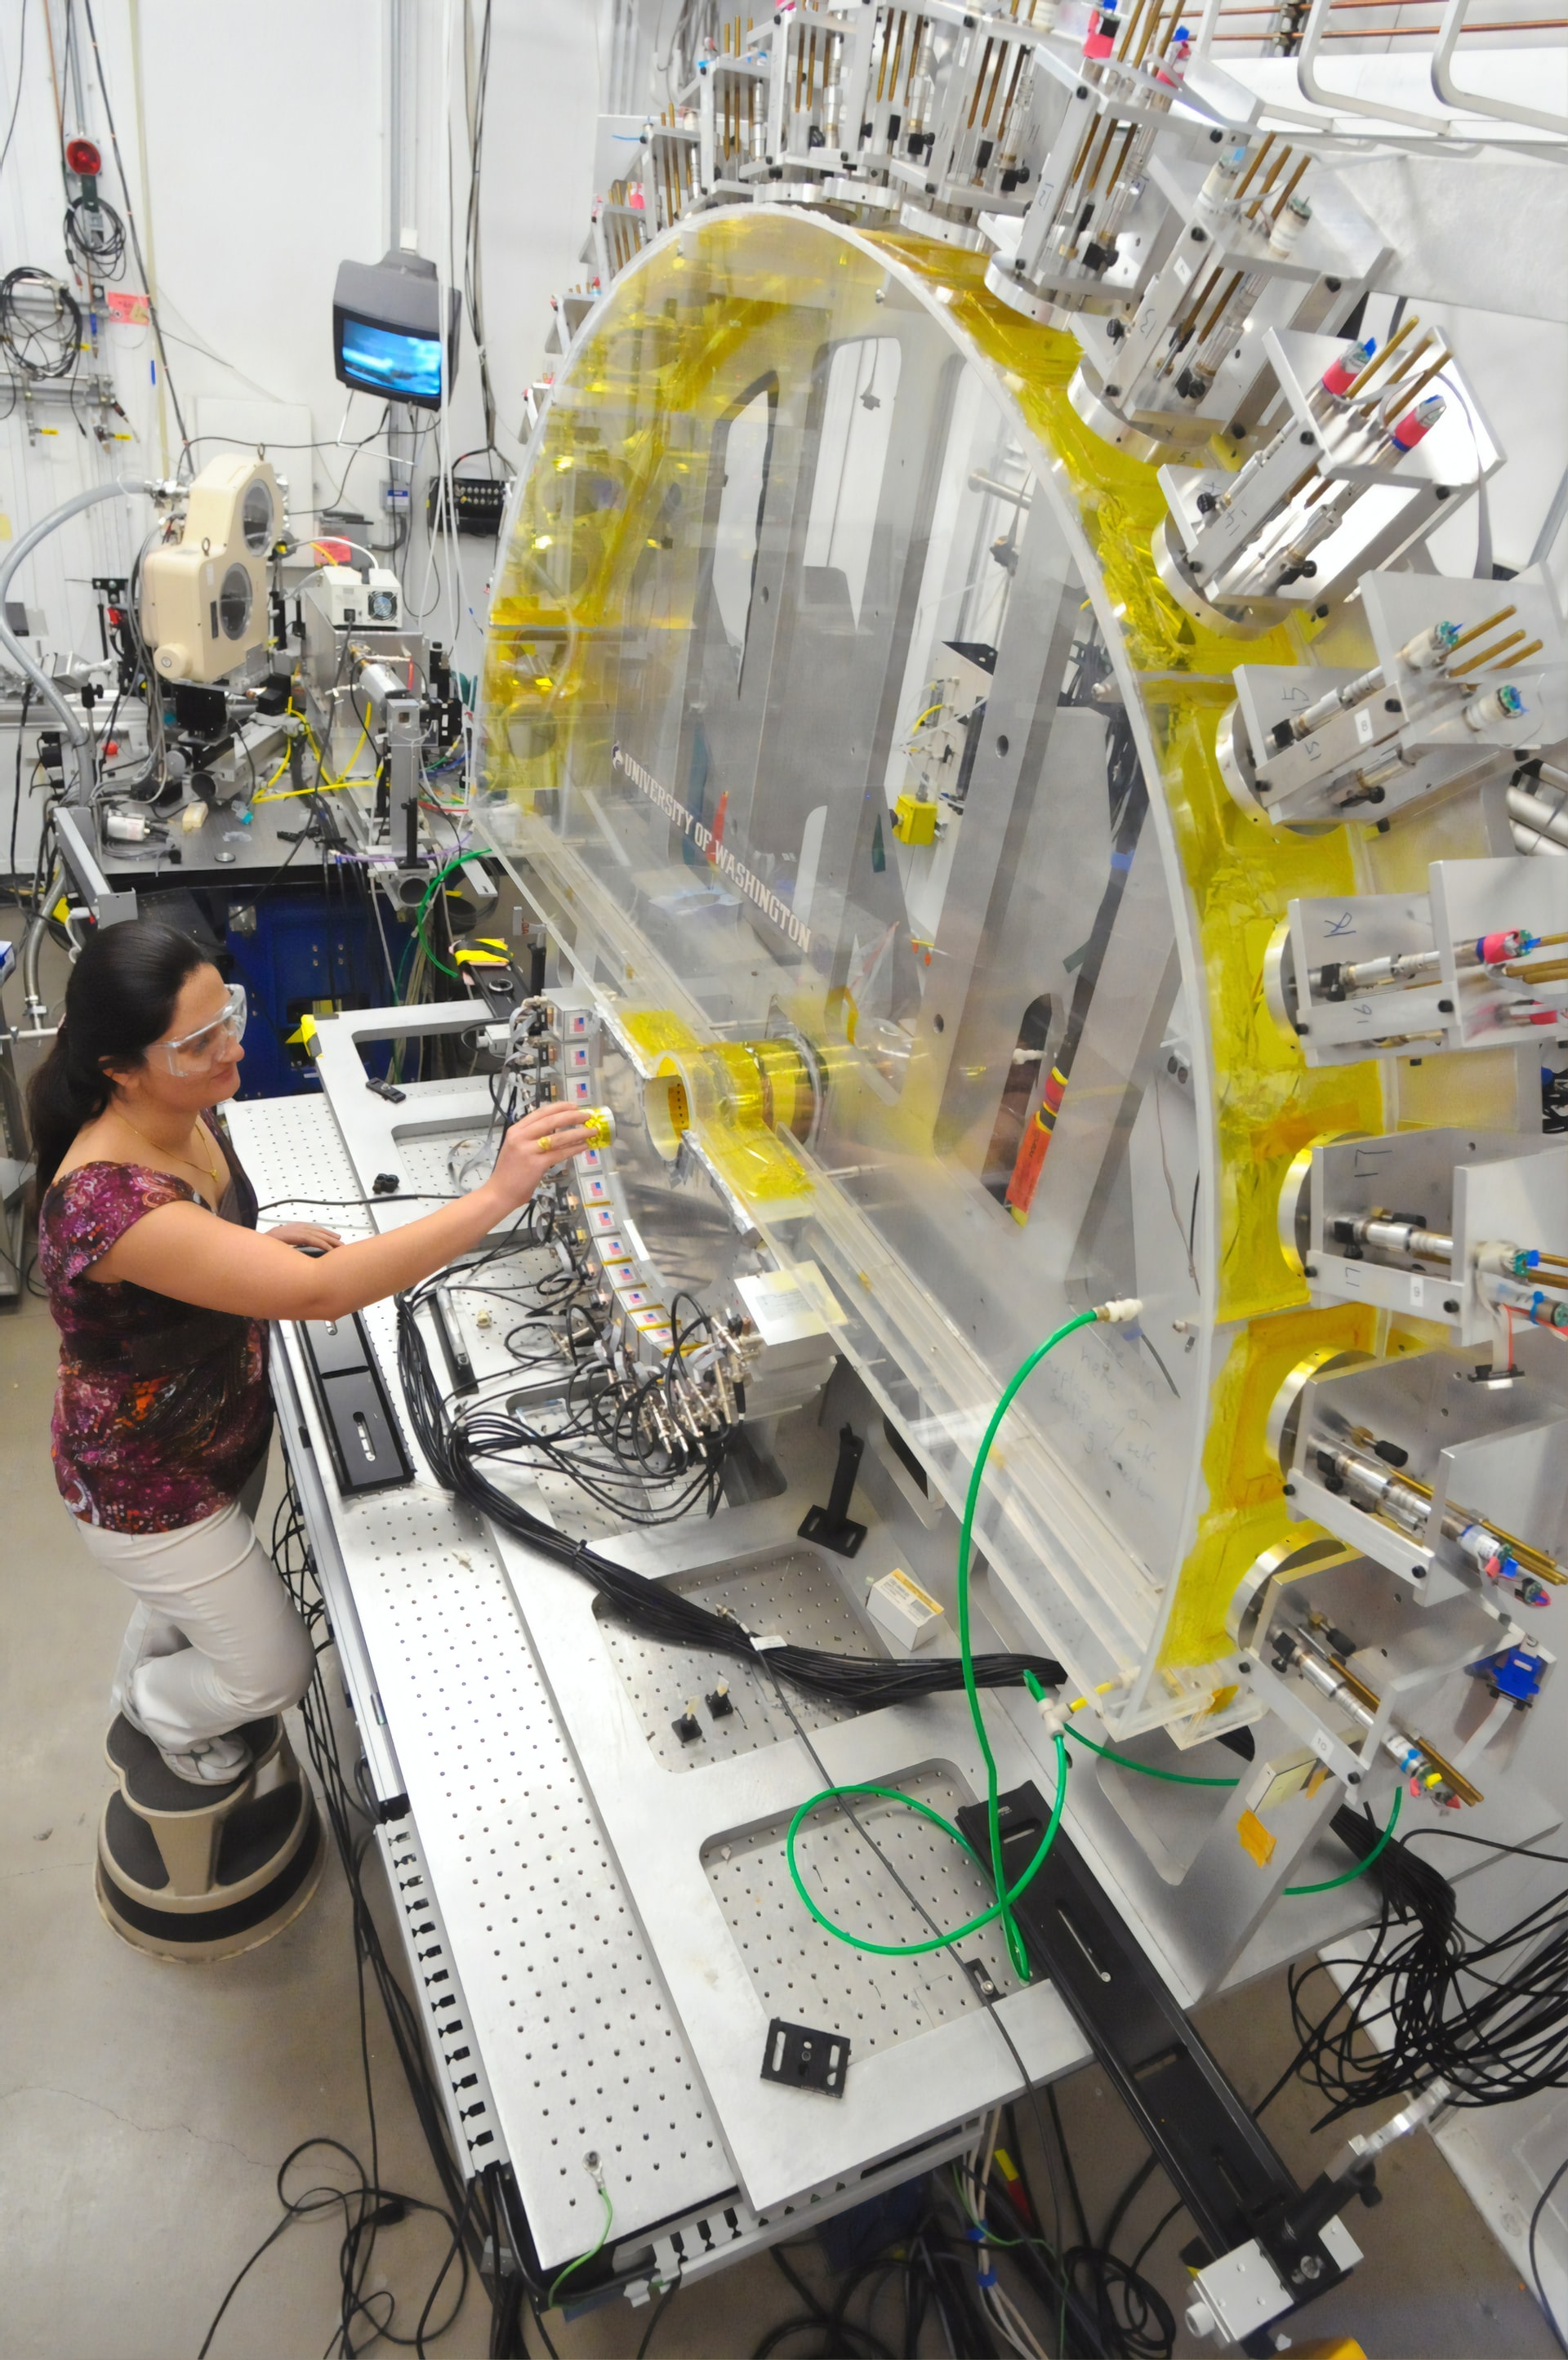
left=1169, top=263, right=1223, bottom=345
left=1066, top=109, right=1103, bottom=192
left=969, top=38, right=992, bottom=126
left=1363, top=335, right=1436, bottom=410
left=977, top=38, right=999, bottom=127
left=1267, top=153, right=1312, bottom=222
left=1489, top=637, right=1544, bottom=670
left=1232, top=132, right=1275, bottom=199
left=1130, top=0, right=1165, bottom=62
left=1191, top=267, right=1245, bottom=348
left=1085, top=114, right=1122, bottom=193
left=982, top=38, right=1009, bottom=127
left=1116, top=0, right=1148, bottom=56
left=1345, top=311, right=1420, bottom=399
left=990, top=38, right=1012, bottom=124
left=1445, top=604, right=1517, bottom=656
left=1133, top=0, right=1171, bottom=60
left=1450, top=630, right=1528, bottom=673
left=1149, top=0, right=1187, bottom=59
left=996, top=44, right=1028, bottom=148
left=1384, top=350, right=1451, bottom=416
left=889, top=11, right=908, bottom=100
left=1248, top=145, right=1294, bottom=215
left=1406, top=1731, right=1484, bottom=1807
left=1503, top=956, right=1568, bottom=982
left=1217, top=19, right=1568, bottom=31
left=1323, top=1652, right=1486, bottom=1806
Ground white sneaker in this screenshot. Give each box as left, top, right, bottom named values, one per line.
left=120, top=1694, right=252, bottom=1788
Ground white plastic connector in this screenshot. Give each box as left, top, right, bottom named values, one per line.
left=1094, top=1297, right=1144, bottom=1325
left=1033, top=1693, right=1076, bottom=1739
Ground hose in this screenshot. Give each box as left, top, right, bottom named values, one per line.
left=0, top=479, right=152, bottom=760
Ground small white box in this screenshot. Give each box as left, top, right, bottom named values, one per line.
left=866, top=1569, right=944, bottom=1654
left=316, top=565, right=402, bottom=629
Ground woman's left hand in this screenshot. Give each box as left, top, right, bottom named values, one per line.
left=266, top=1222, right=343, bottom=1251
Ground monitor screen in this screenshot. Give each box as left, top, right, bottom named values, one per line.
left=338, top=313, right=443, bottom=407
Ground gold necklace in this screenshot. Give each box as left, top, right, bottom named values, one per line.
left=116, top=1111, right=223, bottom=1200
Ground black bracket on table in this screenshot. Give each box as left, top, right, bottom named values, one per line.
left=760, top=2017, right=850, bottom=2098
left=798, top=1422, right=866, bottom=1557
left=955, top=1785, right=1379, bottom=2356
left=299, top=1311, right=415, bottom=1497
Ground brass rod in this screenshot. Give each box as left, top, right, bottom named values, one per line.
left=1267, top=153, right=1312, bottom=221
left=1385, top=349, right=1450, bottom=414
left=1248, top=144, right=1293, bottom=215
left=1503, top=957, right=1568, bottom=982
left=1362, top=336, right=1435, bottom=416
left=1445, top=603, right=1517, bottom=655
left=968, top=38, right=992, bottom=127
left=1232, top=131, right=1275, bottom=199
left=982, top=37, right=1009, bottom=128
left=1450, top=629, right=1527, bottom=674
left=1409, top=1731, right=1485, bottom=1808
left=1345, top=310, right=1420, bottom=399
left=1191, top=268, right=1245, bottom=349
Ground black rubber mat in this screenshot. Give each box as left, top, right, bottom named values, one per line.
left=106, top=1713, right=278, bottom=1811
left=103, top=1789, right=170, bottom=1890
left=215, top=1783, right=303, bottom=1886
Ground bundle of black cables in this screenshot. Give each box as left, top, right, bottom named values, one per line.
left=64, top=193, right=127, bottom=277
left=395, top=1283, right=1067, bottom=1712
left=1272, top=1806, right=1568, bottom=2130
left=0, top=265, right=82, bottom=378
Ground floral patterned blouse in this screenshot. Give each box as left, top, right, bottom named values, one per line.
left=38, top=1123, right=272, bottom=1533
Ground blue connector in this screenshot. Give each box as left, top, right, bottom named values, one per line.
left=1468, top=1645, right=1545, bottom=1704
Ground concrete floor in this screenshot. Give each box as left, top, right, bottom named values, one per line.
left=1, top=1259, right=1559, bottom=2359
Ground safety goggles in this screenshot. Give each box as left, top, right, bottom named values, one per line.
left=156, top=981, right=247, bottom=1076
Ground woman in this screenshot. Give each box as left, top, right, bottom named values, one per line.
left=29, top=920, right=586, bottom=1786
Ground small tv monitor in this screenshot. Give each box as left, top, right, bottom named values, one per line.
left=332, top=251, right=459, bottom=414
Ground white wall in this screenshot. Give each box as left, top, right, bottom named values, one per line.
left=0, top=0, right=599, bottom=691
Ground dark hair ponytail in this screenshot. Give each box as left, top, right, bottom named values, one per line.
left=26, top=920, right=212, bottom=1201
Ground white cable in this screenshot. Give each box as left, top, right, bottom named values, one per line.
left=990, top=2284, right=1051, bottom=2360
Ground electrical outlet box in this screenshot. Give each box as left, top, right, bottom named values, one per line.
left=893, top=791, right=938, bottom=848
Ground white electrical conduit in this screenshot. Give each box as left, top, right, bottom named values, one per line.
left=0, top=480, right=153, bottom=754
left=5, top=479, right=154, bottom=1011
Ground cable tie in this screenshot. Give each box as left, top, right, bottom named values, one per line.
left=964, top=2224, right=987, bottom=2244
left=977, top=2267, right=1000, bottom=2288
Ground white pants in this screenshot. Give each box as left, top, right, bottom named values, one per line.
left=75, top=1466, right=315, bottom=1751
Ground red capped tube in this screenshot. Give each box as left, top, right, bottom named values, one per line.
left=1320, top=337, right=1375, bottom=400
left=1390, top=394, right=1445, bottom=453
left=1083, top=6, right=1117, bottom=55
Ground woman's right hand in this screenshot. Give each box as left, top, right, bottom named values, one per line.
left=485, top=1102, right=595, bottom=1211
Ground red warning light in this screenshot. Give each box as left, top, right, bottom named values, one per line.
left=65, top=136, right=101, bottom=178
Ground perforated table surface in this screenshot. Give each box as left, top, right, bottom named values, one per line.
left=229, top=1092, right=739, bottom=2272
left=229, top=1088, right=1085, bottom=2277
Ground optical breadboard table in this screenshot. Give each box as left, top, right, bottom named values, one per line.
left=226, top=1089, right=1080, bottom=2287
